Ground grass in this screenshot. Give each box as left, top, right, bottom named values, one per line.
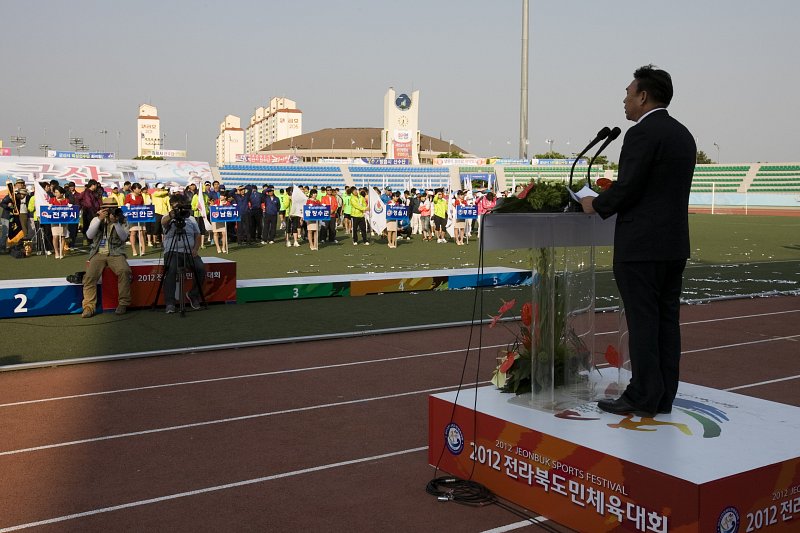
left=2, top=214, right=798, bottom=366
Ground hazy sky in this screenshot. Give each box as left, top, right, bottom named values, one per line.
left=2, top=0, right=798, bottom=165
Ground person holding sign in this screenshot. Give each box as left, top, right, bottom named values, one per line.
left=385, top=192, right=400, bottom=249
left=305, top=189, right=322, bottom=251
left=453, top=190, right=468, bottom=246
left=82, top=197, right=131, bottom=318
left=211, top=195, right=230, bottom=253
left=125, top=183, right=147, bottom=256
left=48, top=186, right=70, bottom=259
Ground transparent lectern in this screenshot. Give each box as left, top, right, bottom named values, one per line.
left=482, top=212, right=630, bottom=411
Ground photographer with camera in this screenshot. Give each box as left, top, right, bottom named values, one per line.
left=161, top=194, right=205, bottom=314
left=81, top=197, right=131, bottom=318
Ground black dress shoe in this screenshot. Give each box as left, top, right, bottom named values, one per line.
left=597, top=397, right=656, bottom=417
left=657, top=406, right=672, bottom=414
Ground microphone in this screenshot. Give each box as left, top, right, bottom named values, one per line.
left=585, top=127, right=622, bottom=185
left=568, top=127, right=611, bottom=191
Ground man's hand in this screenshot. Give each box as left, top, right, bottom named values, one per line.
left=580, top=197, right=596, bottom=214
left=97, top=209, right=109, bottom=221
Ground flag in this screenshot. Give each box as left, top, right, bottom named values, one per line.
left=291, top=185, right=308, bottom=219
left=446, top=192, right=456, bottom=238
left=368, top=187, right=386, bottom=234
left=5, top=181, right=24, bottom=247
left=33, top=180, right=48, bottom=220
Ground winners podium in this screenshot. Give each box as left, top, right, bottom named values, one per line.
left=428, top=213, right=800, bottom=532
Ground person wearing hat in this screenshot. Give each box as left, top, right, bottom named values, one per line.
left=81, top=197, right=131, bottom=318
left=11, top=179, right=31, bottom=239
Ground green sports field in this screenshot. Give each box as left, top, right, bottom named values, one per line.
left=1, top=214, right=798, bottom=366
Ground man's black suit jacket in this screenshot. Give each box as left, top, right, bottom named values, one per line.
left=592, top=110, right=696, bottom=262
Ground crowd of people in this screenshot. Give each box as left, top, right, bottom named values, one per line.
left=1, top=178, right=504, bottom=256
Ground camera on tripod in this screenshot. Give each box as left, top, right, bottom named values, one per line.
left=171, top=205, right=193, bottom=227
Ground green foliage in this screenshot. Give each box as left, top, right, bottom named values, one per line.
left=534, top=151, right=568, bottom=159
left=696, top=150, right=714, bottom=164
left=436, top=152, right=463, bottom=158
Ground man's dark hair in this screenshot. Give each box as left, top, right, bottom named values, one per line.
left=169, top=193, right=188, bottom=206
left=633, top=64, right=673, bottom=107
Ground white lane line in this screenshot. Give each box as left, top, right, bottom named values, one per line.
left=480, top=518, right=549, bottom=532
left=681, top=334, right=800, bottom=355
left=726, top=374, right=800, bottom=391
left=682, top=308, right=800, bottom=326
left=0, top=446, right=428, bottom=532
left=0, top=382, right=488, bottom=457
left=0, top=344, right=505, bottom=408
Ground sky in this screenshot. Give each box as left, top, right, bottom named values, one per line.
left=2, top=0, right=799, bottom=165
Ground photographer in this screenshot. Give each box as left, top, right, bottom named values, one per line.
left=161, top=194, right=205, bottom=313
left=81, top=197, right=131, bottom=318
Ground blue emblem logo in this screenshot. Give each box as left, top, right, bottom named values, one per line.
left=717, top=507, right=740, bottom=533
left=444, top=423, right=464, bottom=455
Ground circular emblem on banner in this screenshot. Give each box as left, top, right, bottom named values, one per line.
left=395, top=93, right=411, bottom=110
left=444, top=423, right=464, bottom=455
left=373, top=202, right=384, bottom=215
left=717, top=507, right=740, bottom=533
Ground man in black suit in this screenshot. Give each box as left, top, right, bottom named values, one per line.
left=581, top=65, right=696, bottom=417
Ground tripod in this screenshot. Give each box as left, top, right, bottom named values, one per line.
left=152, top=216, right=207, bottom=317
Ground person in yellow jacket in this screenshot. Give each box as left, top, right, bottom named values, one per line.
left=151, top=183, right=171, bottom=247
left=110, top=185, right=125, bottom=206
left=349, top=188, right=369, bottom=245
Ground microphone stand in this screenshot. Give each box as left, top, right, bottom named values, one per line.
left=565, top=127, right=611, bottom=211
left=585, top=127, right=622, bottom=187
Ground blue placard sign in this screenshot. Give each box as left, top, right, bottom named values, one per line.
left=457, top=206, right=478, bottom=219
left=386, top=206, right=409, bottom=221
left=121, top=205, right=156, bottom=223
left=38, top=205, right=80, bottom=225
left=209, top=205, right=240, bottom=222
left=303, top=205, right=331, bottom=222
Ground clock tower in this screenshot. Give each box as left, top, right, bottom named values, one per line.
left=382, top=88, right=420, bottom=164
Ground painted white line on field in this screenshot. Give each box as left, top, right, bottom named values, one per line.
left=682, top=308, right=800, bottom=326
left=0, top=446, right=428, bottom=532
left=0, top=344, right=506, bottom=409
left=681, top=334, right=800, bottom=355
left=0, top=382, right=487, bottom=457
left=726, top=374, right=800, bottom=391
left=480, top=517, right=549, bottom=532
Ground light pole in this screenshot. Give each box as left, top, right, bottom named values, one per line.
left=116, top=131, right=121, bottom=158
left=448, top=139, right=453, bottom=156
left=39, top=144, right=51, bottom=156
left=69, top=137, right=84, bottom=152
left=99, top=129, right=108, bottom=152
left=713, top=142, right=720, bottom=164
left=10, top=135, right=27, bottom=155
left=545, top=138, right=554, bottom=154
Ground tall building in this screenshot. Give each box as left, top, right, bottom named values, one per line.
left=137, top=104, right=160, bottom=157
left=383, top=88, right=420, bottom=164
left=215, top=115, right=245, bottom=166
left=245, top=97, right=302, bottom=154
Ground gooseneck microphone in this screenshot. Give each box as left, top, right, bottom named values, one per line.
left=568, top=127, right=612, bottom=191
left=585, top=126, right=622, bottom=185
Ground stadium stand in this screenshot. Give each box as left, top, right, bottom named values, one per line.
left=748, top=164, right=800, bottom=192
left=690, top=164, right=750, bottom=193
left=218, top=164, right=347, bottom=190
left=348, top=165, right=451, bottom=191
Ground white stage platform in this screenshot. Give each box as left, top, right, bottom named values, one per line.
left=429, top=370, right=800, bottom=532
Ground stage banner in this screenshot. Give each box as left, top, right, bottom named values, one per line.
left=38, top=205, right=80, bottom=225
left=434, top=158, right=486, bottom=166
left=386, top=205, right=409, bottom=221
left=0, top=155, right=212, bottom=191
left=234, top=154, right=300, bottom=164
left=121, top=205, right=156, bottom=223
left=456, top=205, right=478, bottom=219
left=303, top=205, right=331, bottom=222
left=352, top=158, right=410, bottom=165
left=101, top=257, right=236, bottom=309
left=47, top=151, right=115, bottom=159
left=209, top=205, right=240, bottom=222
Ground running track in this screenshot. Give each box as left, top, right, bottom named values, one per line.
left=0, top=295, right=798, bottom=532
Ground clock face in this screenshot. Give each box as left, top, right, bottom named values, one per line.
left=395, top=93, right=411, bottom=110
left=397, top=116, right=409, bottom=127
